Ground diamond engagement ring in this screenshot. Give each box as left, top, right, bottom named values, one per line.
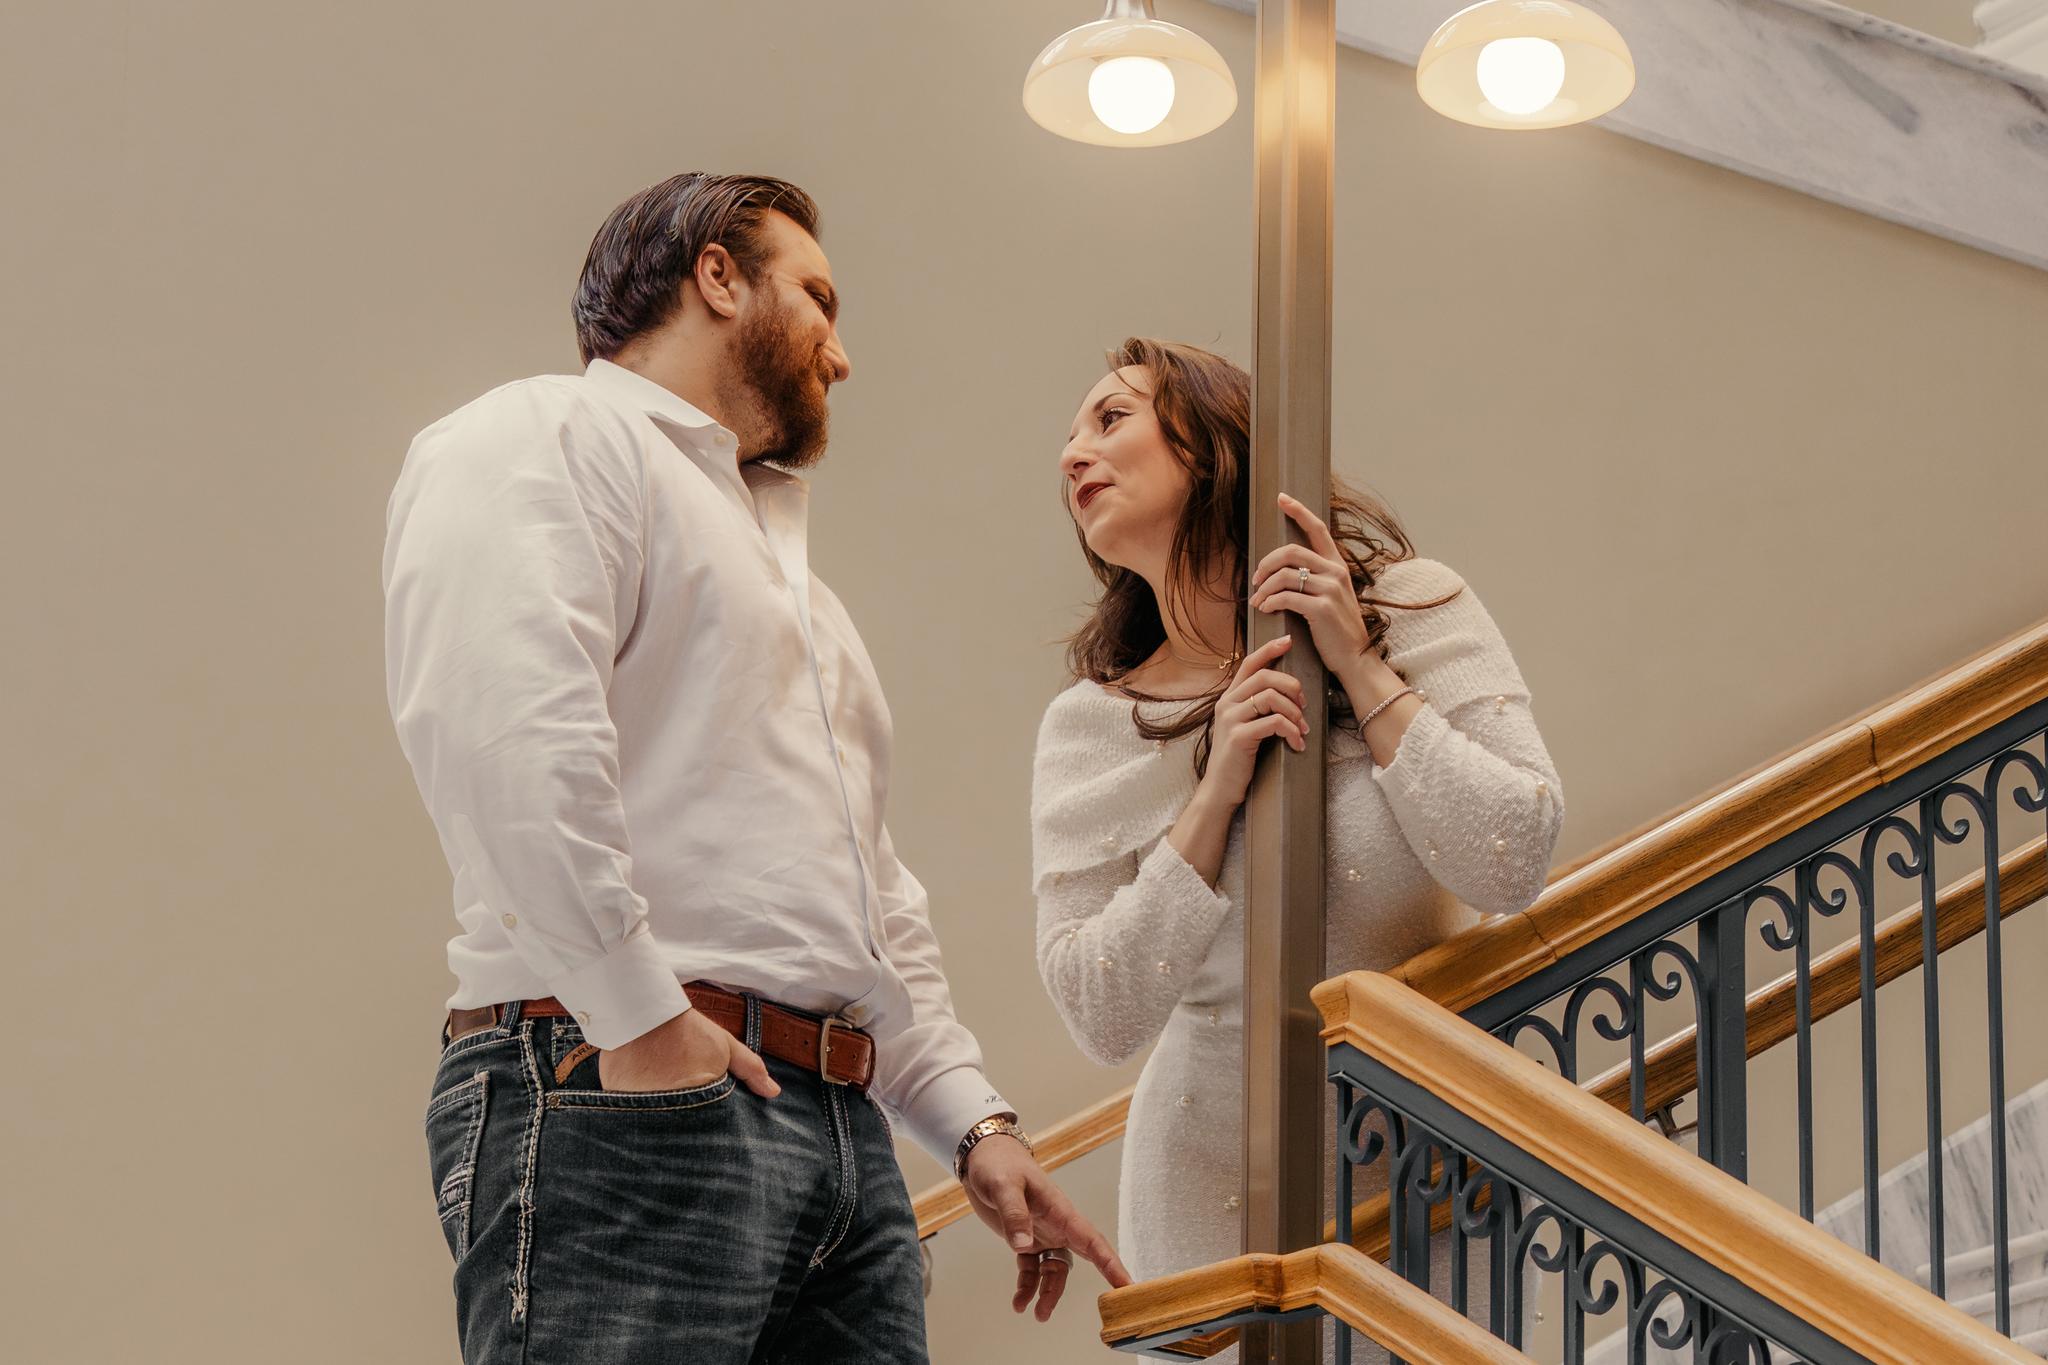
left=1298, top=567, right=1310, bottom=592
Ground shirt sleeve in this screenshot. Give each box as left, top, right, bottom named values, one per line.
left=382, top=380, right=690, bottom=1049
left=865, top=824, right=1013, bottom=1166
left=1034, top=839, right=1234, bottom=1067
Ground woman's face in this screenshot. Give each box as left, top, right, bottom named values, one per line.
left=1060, top=366, right=1190, bottom=577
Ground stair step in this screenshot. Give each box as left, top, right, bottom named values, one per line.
left=1914, top=1228, right=2048, bottom=1299
left=1951, top=1272, right=2048, bottom=1339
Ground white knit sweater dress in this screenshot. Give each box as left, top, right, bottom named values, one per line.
left=1030, top=558, right=1563, bottom=1360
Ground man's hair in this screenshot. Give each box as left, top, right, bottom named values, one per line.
left=572, top=173, right=821, bottom=365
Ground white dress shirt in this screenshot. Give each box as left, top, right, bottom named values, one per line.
left=383, top=358, right=1008, bottom=1162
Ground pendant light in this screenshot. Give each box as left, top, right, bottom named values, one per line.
left=1023, top=0, right=1239, bottom=147
left=1418, top=0, right=1634, bottom=130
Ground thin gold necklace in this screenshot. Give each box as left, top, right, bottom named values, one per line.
left=1164, top=643, right=1239, bottom=673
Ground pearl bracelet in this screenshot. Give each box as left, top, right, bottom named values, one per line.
left=1357, top=686, right=1423, bottom=737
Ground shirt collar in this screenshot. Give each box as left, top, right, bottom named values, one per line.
left=583, top=358, right=812, bottom=534
left=583, top=358, right=732, bottom=448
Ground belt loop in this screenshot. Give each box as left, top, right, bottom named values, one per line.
left=501, top=1000, right=525, bottom=1030
left=742, top=994, right=763, bottom=1052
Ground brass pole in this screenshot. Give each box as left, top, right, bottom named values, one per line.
left=1241, top=1, right=1334, bottom=1362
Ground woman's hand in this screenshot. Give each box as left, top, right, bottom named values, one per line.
left=1249, top=493, right=1373, bottom=682
left=1196, top=634, right=1308, bottom=811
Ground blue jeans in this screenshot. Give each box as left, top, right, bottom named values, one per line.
left=424, top=1000, right=929, bottom=1364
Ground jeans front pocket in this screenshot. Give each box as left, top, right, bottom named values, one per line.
left=424, top=1070, right=490, bottom=1260
left=542, top=1072, right=737, bottom=1113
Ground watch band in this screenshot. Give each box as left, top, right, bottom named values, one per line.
left=955, top=1112, right=1032, bottom=1181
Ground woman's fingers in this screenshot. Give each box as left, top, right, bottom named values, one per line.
left=1254, top=589, right=1318, bottom=617
left=1250, top=541, right=1338, bottom=593
left=1278, top=492, right=1344, bottom=560
left=1249, top=543, right=1305, bottom=588
left=1227, top=710, right=1305, bottom=753
left=1228, top=667, right=1304, bottom=706
left=1231, top=634, right=1292, bottom=686
left=1258, top=713, right=1308, bottom=752
left=1239, top=688, right=1306, bottom=733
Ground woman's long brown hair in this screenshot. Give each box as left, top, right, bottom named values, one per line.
left=1063, top=338, right=1456, bottom=775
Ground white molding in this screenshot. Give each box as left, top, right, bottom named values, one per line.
left=1212, top=0, right=2048, bottom=272
left=1978, top=0, right=2048, bottom=74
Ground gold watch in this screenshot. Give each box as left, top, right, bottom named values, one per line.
left=955, top=1112, right=1032, bottom=1181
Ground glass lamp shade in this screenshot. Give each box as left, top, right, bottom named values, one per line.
left=1022, top=9, right=1238, bottom=147
left=1417, top=0, right=1634, bottom=130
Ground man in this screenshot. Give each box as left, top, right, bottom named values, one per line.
left=385, top=172, right=1127, bottom=1364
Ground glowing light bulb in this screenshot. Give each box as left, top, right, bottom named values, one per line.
left=1088, top=56, right=1176, bottom=135
left=1475, top=36, right=1567, bottom=115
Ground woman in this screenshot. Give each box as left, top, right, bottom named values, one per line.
left=1030, top=339, right=1562, bottom=1356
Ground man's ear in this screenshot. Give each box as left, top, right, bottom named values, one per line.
left=693, top=244, right=743, bottom=321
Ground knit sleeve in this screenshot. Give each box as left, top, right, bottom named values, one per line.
left=1033, top=840, right=1233, bottom=1067
left=1367, top=560, right=1564, bottom=916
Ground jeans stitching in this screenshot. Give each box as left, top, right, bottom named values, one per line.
left=425, top=1070, right=489, bottom=1123
left=542, top=1076, right=736, bottom=1112
left=510, top=1021, right=543, bottom=1324
left=809, top=1083, right=859, bottom=1269
left=456, top=1071, right=488, bottom=1254
left=439, top=1028, right=512, bottom=1067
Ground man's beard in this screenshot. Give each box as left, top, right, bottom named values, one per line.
left=735, top=297, right=831, bottom=470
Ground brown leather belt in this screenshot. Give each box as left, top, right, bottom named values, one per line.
left=445, top=982, right=874, bottom=1090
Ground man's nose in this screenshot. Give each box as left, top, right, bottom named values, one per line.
left=825, top=333, right=852, bottom=385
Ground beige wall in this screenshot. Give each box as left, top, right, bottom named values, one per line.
left=6, top=2, right=2046, bottom=1362
left=1849, top=0, right=1985, bottom=45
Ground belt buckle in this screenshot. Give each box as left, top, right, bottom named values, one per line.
left=817, top=1016, right=849, bottom=1086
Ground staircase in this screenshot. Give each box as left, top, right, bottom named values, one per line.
left=917, top=618, right=2048, bottom=1362
left=1574, top=1079, right=2048, bottom=1363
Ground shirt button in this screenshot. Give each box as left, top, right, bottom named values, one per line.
left=500, top=912, right=518, bottom=929
left=576, top=1011, right=592, bottom=1026
left=836, top=744, right=848, bottom=764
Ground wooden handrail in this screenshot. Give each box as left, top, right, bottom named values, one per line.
left=1312, top=972, right=2040, bottom=1365
left=914, top=617, right=2048, bottom=1241
left=1097, top=1243, right=1536, bottom=1362
left=1393, top=616, right=2048, bottom=1015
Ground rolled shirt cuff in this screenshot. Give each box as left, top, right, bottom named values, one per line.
left=543, top=925, right=692, bottom=1050
left=896, top=1064, right=1014, bottom=1171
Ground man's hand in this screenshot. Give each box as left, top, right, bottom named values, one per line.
left=597, top=1008, right=781, bottom=1098
left=961, top=1135, right=1131, bottom=1322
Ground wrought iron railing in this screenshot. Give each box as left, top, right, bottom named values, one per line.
left=1338, top=695, right=2048, bottom=1359
left=1312, top=972, right=2031, bottom=1365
